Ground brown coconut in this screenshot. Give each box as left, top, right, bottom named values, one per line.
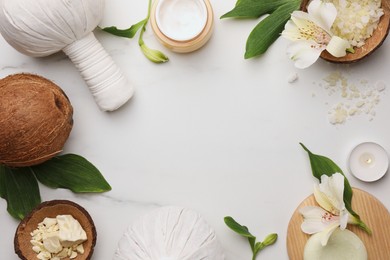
left=0, top=73, right=73, bottom=167
left=14, top=200, right=97, bottom=260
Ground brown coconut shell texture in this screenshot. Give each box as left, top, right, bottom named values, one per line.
left=15, top=200, right=97, bottom=260
left=0, top=74, right=73, bottom=167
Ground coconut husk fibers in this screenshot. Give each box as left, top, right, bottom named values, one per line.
left=15, top=200, right=97, bottom=260
left=0, top=73, right=73, bottom=167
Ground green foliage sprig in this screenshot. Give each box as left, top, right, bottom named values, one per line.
left=0, top=154, right=111, bottom=220
left=224, top=216, right=278, bottom=260
left=221, top=0, right=301, bottom=59
left=102, top=0, right=169, bottom=63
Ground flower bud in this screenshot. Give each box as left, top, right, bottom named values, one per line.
left=140, top=43, right=169, bottom=63
left=262, top=233, right=278, bottom=246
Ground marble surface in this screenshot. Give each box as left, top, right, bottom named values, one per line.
left=1, top=0, right=390, bottom=259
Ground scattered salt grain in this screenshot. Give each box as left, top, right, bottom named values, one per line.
left=317, top=71, right=386, bottom=124
left=376, top=81, right=386, bottom=91
left=329, top=104, right=348, bottom=124
left=287, top=72, right=299, bottom=83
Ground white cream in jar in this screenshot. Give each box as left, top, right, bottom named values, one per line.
left=156, top=0, right=207, bottom=41
left=151, top=0, right=214, bottom=53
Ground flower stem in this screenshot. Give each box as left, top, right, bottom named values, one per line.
left=138, top=0, right=169, bottom=63
left=357, top=220, right=372, bottom=235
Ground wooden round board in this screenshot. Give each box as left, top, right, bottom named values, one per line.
left=287, top=188, right=390, bottom=260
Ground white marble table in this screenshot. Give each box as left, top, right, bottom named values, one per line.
left=1, top=0, right=390, bottom=259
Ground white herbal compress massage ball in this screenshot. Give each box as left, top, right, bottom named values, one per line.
left=0, top=0, right=133, bottom=111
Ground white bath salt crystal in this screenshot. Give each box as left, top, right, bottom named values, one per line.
left=76, top=244, right=84, bottom=254
left=37, top=251, right=51, bottom=260
left=42, top=232, right=61, bottom=242
left=43, top=218, right=57, bottom=228
left=34, top=233, right=43, bottom=242
left=356, top=101, right=365, bottom=108
left=349, top=108, right=358, bottom=116
left=70, top=251, right=78, bottom=259
left=56, top=248, right=68, bottom=258
left=31, top=240, right=43, bottom=247
left=43, top=236, right=62, bottom=254
left=376, top=81, right=386, bottom=91
left=329, top=105, right=348, bottom=124
left=31, top=229, right=41, bottom=236
left=287, top=72, right=298, bottom=83
left=32, top=246, right=42, bottom=253
left=57, top=215, right=87, bottom=248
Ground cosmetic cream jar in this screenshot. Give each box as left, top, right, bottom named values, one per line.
left=150, top=0, right=214, bottom=53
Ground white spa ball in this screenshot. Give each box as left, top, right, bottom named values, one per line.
left=114, top=206, right=225, bottom=260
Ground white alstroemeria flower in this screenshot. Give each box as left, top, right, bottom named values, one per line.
left=281, top=0, right=352, bottom=68
left=300, top=173, right=352, bottom=246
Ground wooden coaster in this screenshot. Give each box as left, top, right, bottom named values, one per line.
left=287, top=188, right=390, bottom=260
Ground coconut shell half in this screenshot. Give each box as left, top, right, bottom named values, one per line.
left=0, top=73, right=73, bottom=167
left=14, top=200, right=97, bottom=260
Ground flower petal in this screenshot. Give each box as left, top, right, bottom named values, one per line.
left=307, top=0, right=337, bottom=33
left=286, top=41, right=323, bottom=69
left=314, top=185, right=336, bottom=214
left=281, top=20, right=301, bottom=41
left=320, top=223, right=340, bottom=246
left=326, top=36, right=351, bottom=57
left=290, top=10, right=312, bottom=25
left=339, top=208, right=349, bottom=229
left=318, top=173, right=345, bottom=214
left=300, top=206, right=340, bottom=234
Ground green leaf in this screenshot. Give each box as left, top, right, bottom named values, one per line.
left=300, top=143, right=371, bottom=234
left=299, top=143, right=353, bottom=207
left=101, top=19, right=147, bottom=38
left=221, top=0, right=292, bottom=19
left=1, top=166, right=41, bottom=219
left=32, top=154, right=111, bottom=193
left=244, top=0, right=300, bottom=59
left=248, top=236, right=256, bottom=252
left=224, top=216, right=256, bottom=238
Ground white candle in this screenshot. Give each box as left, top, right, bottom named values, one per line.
left=348, top=142, right=389, bottom=182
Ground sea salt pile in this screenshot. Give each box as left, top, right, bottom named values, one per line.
left=314, top=71, right=386, bottom=124
left=325, top=0, right=384, bottom=47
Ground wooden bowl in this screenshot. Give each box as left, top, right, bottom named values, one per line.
left=300, top=0, right=390, bottom=63
left=14, top=200, right=97, bottom=260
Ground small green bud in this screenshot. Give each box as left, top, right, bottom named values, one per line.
left=346, top=47, right=355, bottom=54
left=140, top=43, right=169, bottom=63
left=262, top=233, right=278, bottom=246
